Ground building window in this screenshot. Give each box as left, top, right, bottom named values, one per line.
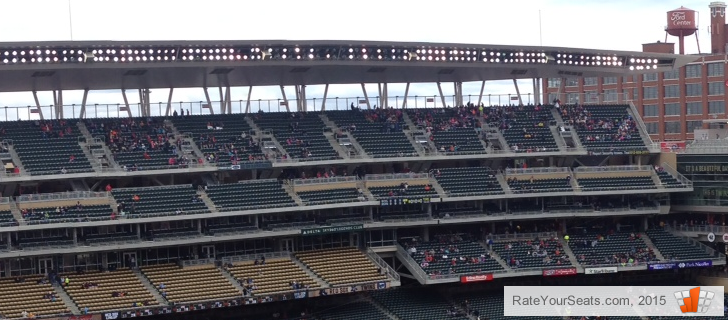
left=686, top=83, right=702, bottom=97
left=584, top=91, right=599, bottom=103
left=709, top=82, right=725, bottom=96
left=687, top=120, right=703, bottom=133
left=643, top=73, right=658, bottom=82
left=663, top=69, right=680, bottom=80
left=584, top=77, right=598, bottom=86
left=565, top=78, right=578, bottom=87
left=603, top=77, right=617, bottom=85
left=643, top=87, right=657, bottom=100
left=643, top=104, right=659, bottom=117
left=664, top=121, right=681, bottom=134
left=547, top=78, right=561, bottom=88
left=708, top=63, right=724, bottom=77
left=664, top=103, right=681, bottom=116
left=686, top=102, right=703, bottom=115
left=548, top=93, right=559, bottom=103
left=664, top=85, right=680, bottom=98
left=603, top=89, right=618, bottom=102
left=709, top=100, right=726, bottom=114
left=686, top=64, right=702, bottom=78
left=566, top=92, right=580, bottom=103
left=623, top=75, right=634, bottom=83
left=645, top=122, right=659, bottom=134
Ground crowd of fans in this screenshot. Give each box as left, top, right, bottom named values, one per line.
left=562, top=104, right=639, bottom=143
left=403, top=234, right=494, bottom=276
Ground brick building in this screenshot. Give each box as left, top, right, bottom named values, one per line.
left=542, top=2, right=728, bottom=142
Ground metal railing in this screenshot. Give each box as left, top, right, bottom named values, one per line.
left=675, top=224, right=728, bottom=234
left=505, top=167, right=570, bottom=175
left=660, top=162, right=693, bottom=188
left=486, top=232, right=558, bottom=242
left=292, top=176, right=358, bottom=186
left=573, top=165, right=652, bottom=173
left=395, top=243, right=430, bottom=281
left=221, top=251, right=291, bottom=265
left=116, top=183, right=194, bottom=192
left=627, top=100, right=655, bottom=146
left=365, top=173, right=430, bottom=181
left=181, top=258, right=215, bottom=267
left=0, top=197, right=9, bottom=204
left=16, top=191, right=109, bottom=203
left=366, top=248, right=400, bottom=282
left=236, top=178, right=278, bottom=185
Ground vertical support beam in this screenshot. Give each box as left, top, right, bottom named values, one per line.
left=558, top=77, right=567, bottom=103
left=218, top=85, right=225, bottom=115
left=360, top=83, right=371, bottom=110
left=225, top=85, right=232, bottom=114
left=377, top=83, right=383, bottom=108
left=402, top=83, right=410, bottom=108
left=454, top=82, right=463, bottom=106
left=137, top=89, right=144, bottom=117
left=203, top=87, right=214, bottom=115
left=245, top=86, right=253, bottom=113
left=382, top=83, right=389, bottom=107
left=512, top=79, right=523, bottom=106
left=477, top=81, right=486, bottom=106
left=294, top=85, right=301, bottom=112
left=320, top=84, right=329, bottom=111
left=32, top=91, right=45, bottom=120
left=279, top=85, right=291, bottom=112
left=79, top=89, right=89, bottom=119
left=436, top=82, right=447, bottom=108
left=165, top=88, right=175, bottom=116
left=121, top=89, right=132, bottom=118
left=55, top=90, right=64, bottom=119
left=532, top=78, right=540, bottom=105
left=301, top=85, right=307, bottom=112
left=143, top=89, right=150, bottom=117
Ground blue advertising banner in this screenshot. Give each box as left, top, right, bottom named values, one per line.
left=647, top=260, right=713, bottom=270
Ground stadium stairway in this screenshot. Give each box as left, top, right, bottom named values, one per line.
left=479, top=241, right=513, bottom=272
left=197, top=189, right=219, bottom=213
left=9, top=201, right=25, bottom=225
left=6, top=144, right=26, bottom=174
left=290, top=255, right=330, bottom=288
left=164, top=119, right=206, bottom=162
left=319, top=114, right=369, bottom=159
left=558, top=236, right=585, bottom=273
left=426, top=176, right=447, bottom=197
left=361, top=295, right=400, bottom=320
left=548, top=125, right=568, bottom=153
left=244, top=116, right=291, bottom=158
left=626, top=102, right=655, bottom=148
left=77, top=122, right=118, bottom=170
left=400, top=113, right=428, bottom=157
left=322, top=131, right=352, bottom=159
left=640, top=233, right=666, bottom=261
left=649, top=171, right=665, bottom=190
left=219, top=265, right=250, bottom=293
left=282, top=181, right=305, bottom=206
left=495, top=174, right=513, bottom=195
left=52, top=282, right=81, bottom=315
left=132, top=269, right=169, bottom=305
left=356, top=180, right=377, bottom=201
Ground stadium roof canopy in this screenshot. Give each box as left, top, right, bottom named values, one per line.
left=0, top=40, right=697, bottom=92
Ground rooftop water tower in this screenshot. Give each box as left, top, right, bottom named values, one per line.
left=665, top=6, right=700, bottom=54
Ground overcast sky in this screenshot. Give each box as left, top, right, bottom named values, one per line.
left=0, top=0, right=713, bottom=118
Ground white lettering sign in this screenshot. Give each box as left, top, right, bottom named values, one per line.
left=670, top=11, right=693, bottom=27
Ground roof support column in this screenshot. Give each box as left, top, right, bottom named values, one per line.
left=454, top=82, right=463, bottom=106
left=218, top=85, right=225, bottom=115
left=402, top=83, right=410, bottom=109
left=300, top=85, right=307, bottom=112
left=436, top=82, right=447, bottom=108
left=383, top=83, right=389, bottom=107
left=31, top=91, right=45, bottom=120
left=203, top=87, right=214, bottom=115
left=165, top=88, right=175, bottom=116
left=279, top=86, right=291, bottom=113
left=294, top=85, right=301, bottom=112
left=244, top=87, right=253, bottom=114
left=121, top=90, right=132, bottom=118
left=138, top=89, right=151, bottom=117
left=377, top=83, right=383, bottom=108
left=360, top=83, right=371, bottom=110
left=79, top=89, right=89, bottom=119
left=320, top=84, right=329, bottom=112
left=512, top=79, right=523, bottom=106
left=225, top=85, right=232, bottom=114
left=53, top=90, right=64, bottom=119
left=558, top=77, right=567, bottom=103
left=532, top=78, right=540, bottom=105
left=477, top=81, right=486, bottom=106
